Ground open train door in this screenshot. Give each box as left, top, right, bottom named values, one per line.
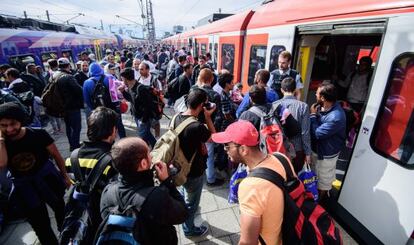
left=337, top=14, right=414, bottom=244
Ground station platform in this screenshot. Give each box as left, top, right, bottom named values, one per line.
left=0, top=107, right=357, bottom=245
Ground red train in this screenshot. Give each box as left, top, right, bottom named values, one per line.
left=163, top=0, right=414, bottom=244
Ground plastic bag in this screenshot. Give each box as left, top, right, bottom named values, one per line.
left=228, top=163, right=248, bottom=204
left=298, top=163, right=319, bottom=201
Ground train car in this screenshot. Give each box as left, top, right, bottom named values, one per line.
left=164, top=0, right=414, bottom=243
left=183, top=11, right=254, bottom=84
left=0, top=28, right=119, bottom=72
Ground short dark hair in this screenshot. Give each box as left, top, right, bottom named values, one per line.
left=359, top=56, right=373, bottom=66
left=178, top=55, right=187, bottom=63
left=87, top=107, right=118, bottom=142
left=249, top=85, right=266, bottom=105
left=198, top=55, right=206, bottom=61
left=127, top=52, right=133, bottom=59
left=141, top=62, right=150, bottom=70
left=319, top=82, right=337, bottom=102
left=120, top=68, right=135, bottom=81
left=255, top=69, right=270, bottom=84
left=183, top=63, right=193, bottom=71
left=218, top=73, right=234, bottom=89
left=0, top=64, right=11, bottom=71
left=205, top=52, right=211, bottom=59
left=47, top=59, right=58, bottom=69
left=111, top=138, right=148, bottom=176
left=58, top=63, right=70, bottom=69
left=187, top=88, right=207, bottom=109
left=81, top=51, right=89, bottom=56
left=5, top=68, right=20, bottom=79
left=281, top=77, right=296, bottom=93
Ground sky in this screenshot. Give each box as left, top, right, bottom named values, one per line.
left=0, top=0, right=263, bottom=38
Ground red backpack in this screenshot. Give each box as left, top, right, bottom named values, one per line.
left=249, top=152, right=342, bottom=245
left=248, top=106, right=296, bottom=159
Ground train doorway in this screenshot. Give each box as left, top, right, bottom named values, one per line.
left=293, top=20, right=385, bottom=198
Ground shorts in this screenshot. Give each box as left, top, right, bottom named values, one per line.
left=311, top=152, right=338, bottom=191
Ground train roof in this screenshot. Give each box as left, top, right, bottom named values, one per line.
left=247, top=0, right=414, bottom=29
left=182, top=10, right=254, bottom=38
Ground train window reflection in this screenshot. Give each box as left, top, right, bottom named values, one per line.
left=247, top=45, right=267, bottom=86
left=269, top=45, right=286, bottom=72
left=213, top=43, right=218, bottom=70
left=9, top=55, right=35, bottom=72
left=41, top=52, right=58, bottom=70
left=371, top=53, right=414, bottom=168
left=221, top=44, right=235, bottom=74
left=201, top=44, right=207, bottom=55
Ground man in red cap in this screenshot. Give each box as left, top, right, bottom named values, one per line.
left=212, top=120, right=292, bottom=245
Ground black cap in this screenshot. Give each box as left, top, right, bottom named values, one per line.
left=0, top=102, right=30, bottom=125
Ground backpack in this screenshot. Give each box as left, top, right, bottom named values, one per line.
left=94, top=183, right=155, bottom=245
left=248, top=106, right=296, bottom=159
left=166, top=77, right=179, bottom=99
left=91, top=75, right=113, bottom=109
left=150, top=114, right=198, bottom=186
left=249, top=152, right=342, bottom=245
left=147, top=77, right=165, bottom=120
left=41, top=71, right=66, bottom=117
left=59, top=149, right=112, bottom=245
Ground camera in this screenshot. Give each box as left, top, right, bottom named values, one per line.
left=204, top=102, right=215, bottom=110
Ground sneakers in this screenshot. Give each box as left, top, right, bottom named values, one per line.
left=206, top=178, right=225, bottom=187
left=184, top=225, right=209, bottom=237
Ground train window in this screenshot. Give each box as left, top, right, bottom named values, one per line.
left=9, top=55, right=35, bottom=72
left=371, top=53, right=414, bottom=168
left=209, top=43, right=212, bottom=53
left=201, top=44, right=207, bottom=55
left=247, top=45, right=267, bottom=86
left=61, top=50, right=75, bottom=69
left=40, top=52, right=58, bottom=70
left=221, top=44, right=235, bottom=74
left=269, top=45, right=286, bottom=72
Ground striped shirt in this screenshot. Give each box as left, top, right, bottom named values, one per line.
left=221, top=90, right=236, bottom=130
left=273, top=95, right=311, bottom=155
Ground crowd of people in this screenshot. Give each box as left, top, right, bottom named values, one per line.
left=0, top=43, right=372, bottom=244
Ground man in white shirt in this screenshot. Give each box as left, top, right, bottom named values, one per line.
left=133, top=58, right=141, bottom=81
left=338, top=56, right=373, bottom=112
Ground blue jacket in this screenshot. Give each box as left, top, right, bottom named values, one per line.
left=83, top=63, right=112, bottom=111
left=310, top=102, right=346, bottom=159
left=236, top=88, right=279, bottom=118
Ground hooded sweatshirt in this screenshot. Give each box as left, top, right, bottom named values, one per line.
left=83, top=63, right=117, bottom=110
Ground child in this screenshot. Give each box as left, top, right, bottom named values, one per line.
left=231, top=83, right=243, bottom=105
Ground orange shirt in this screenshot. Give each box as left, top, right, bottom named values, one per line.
left=238, top=155, right=288, bottom=245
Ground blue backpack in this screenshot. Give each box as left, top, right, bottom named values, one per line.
left=95, top=183, right=155, bottom=245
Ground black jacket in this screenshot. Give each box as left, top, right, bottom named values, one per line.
left=100, top=171, right=188, bottom=245
left=56, top=69, right=84, bottom=111
left=123, top=81, right=155, bottom=122
left=20, top=73, right=45, bottom=97
left=74, top=71, right=88, bottom=87
left=178, top=73, right=192, bottom=98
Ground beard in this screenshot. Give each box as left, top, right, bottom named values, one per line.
left=4, top=127, right=22, bottom=139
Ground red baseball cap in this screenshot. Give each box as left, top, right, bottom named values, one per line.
left=212, top=120, right=259, bottom=146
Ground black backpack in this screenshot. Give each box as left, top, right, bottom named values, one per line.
left=166, top=77, right=179, bottom=98
left=91, top=75, right=112, bottom=109
left=59, top=149, right=112, bottom=245
left=249, top=152, right=342, bottom=245
left=94, top=183, right=155, bottom=245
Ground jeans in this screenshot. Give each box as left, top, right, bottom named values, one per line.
left=135, top=117, right=156, bottom=148
left=179, top=174, right=205, bottom=233
left=64, top=109, right=81, bottom=151
left=117, top=114, right=126, bottom=138
left=206, top=142, right=216, bottom=183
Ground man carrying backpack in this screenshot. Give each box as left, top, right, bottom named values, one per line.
left=99, top=137, right=188, bottom=244
left=53, top=58, right=84, bottom=151
left=61, top=107, right=118, bottom=244
left=119, top=67, right=158, bottom=148
left=174, top=88, right=216, bottom=237
left=212, top=120, right=293, bottom=245
left=83, top=62, right=126, bottom=138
